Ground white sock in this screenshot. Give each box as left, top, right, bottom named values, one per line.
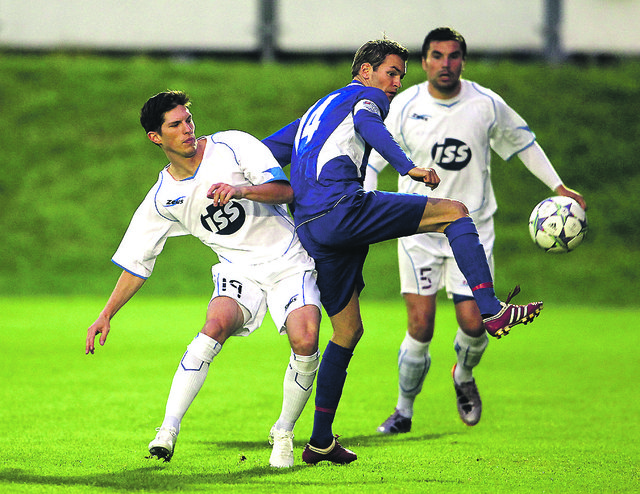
left=396, top=332, right=431, bottom=418
left=453, top=328, right=488, bottom=384
left=274, top=350, right=320, bottom=431
left=161, top=333, right=222, bottom=433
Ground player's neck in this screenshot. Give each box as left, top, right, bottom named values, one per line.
left=428, top=81, right=462, bottom=100
left=166, top=139, right=206, bottom=180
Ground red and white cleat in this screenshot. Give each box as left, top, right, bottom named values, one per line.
left=483, top=285, right=543, bottom=338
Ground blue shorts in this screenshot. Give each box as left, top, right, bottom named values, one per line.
left=296, top=190, right=428, bottom=316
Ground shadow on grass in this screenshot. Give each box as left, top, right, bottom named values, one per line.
left=0, top=465, right=288, bottom=491
left=200, top=431, right=454, bottom=450
left=0, top=433, right=458, bottom=491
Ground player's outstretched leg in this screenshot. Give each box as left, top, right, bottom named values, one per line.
left=482, top=285, right=543, bottom=338
left=444, top=217, right=543, bottom=337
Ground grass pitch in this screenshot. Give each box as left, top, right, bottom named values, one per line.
left=0, top=297, right=638, bottom=493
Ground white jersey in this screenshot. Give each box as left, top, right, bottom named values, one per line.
left=367, top=79, right=536, bottom=223
left=113, top=130, right=314, bottom=279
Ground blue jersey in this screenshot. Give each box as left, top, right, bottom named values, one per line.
left=264, top=80, right=415, bottom=224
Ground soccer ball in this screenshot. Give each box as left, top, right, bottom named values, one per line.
left=529, top=196, right=588, bottom=253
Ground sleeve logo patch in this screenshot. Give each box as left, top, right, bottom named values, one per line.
left=357, top=99, right=381, bottom=117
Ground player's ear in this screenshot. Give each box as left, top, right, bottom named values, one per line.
left=360, top=62, right=372, bottom=79
left=147, top=131, right=162, bottom=146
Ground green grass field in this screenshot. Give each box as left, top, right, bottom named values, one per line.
left=1, top=297, right=638, bottom=493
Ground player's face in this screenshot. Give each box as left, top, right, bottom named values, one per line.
left=422, top=40, right=464, bottom=98
left=152, top=105, right=197, bottom=158
left=367, top=54, right=406, bottom=101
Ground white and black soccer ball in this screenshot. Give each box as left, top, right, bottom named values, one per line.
left=529, top=196, right=588, bottom=253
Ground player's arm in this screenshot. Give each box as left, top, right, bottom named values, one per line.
left=262, top=119, right=301, bottom=166
left=85, top=270, right=146, bottom=355
left=207, top=180, right=293, bottom=205
left=518, top=142, right=587, bottom=210
left=354, top=104, right=440, bottom=190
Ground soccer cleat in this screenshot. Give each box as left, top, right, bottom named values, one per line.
left=482, top=285, right=543, bottom=338
left=268, top=426, right=295, bottom=468
left=377, top=409, right=412, bottom=434
left=452, top=364, right=482, bottom=426
left=302, top=436, right=357, bottom=465
left=148, top=426, right=178, bottom=462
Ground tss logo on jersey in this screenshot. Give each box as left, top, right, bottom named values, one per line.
left=431, top=138, right=472, bottom=170
left=200, top=202, right=246, bottom=235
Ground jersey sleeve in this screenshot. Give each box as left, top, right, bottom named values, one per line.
left=228, top=131, right=289, bottom=185
left=353, top=89, right=414, bottom=176
left=111, top=183, right=185, bottom=279
left=489, top=93, right=536, bottom=161
left=262, top=119, right=301, bottom=167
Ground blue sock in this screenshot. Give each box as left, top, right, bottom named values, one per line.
left=309, top=340, right=353, bottom=449
left=444, top=217, right=502, bottom=317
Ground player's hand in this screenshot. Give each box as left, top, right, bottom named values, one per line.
left=408, top=167, right=440, bottom=190
left=207, top=183, right=244, bottom=206
left=555, top=185, right=587, bottom=211
left=86, top=314, right=111, bottom=355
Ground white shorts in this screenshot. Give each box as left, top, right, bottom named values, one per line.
left=210, top=256, right=321, bottom=336
left=398, top=217, right=495, bottom=298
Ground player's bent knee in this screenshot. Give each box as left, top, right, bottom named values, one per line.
left=419, top=198, right=470, bottom=233
left=448, top=199, right=469, bottom=218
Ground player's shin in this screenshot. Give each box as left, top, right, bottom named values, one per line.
left=397, top=333, right=431, bottom=418
left=310, top=341, right=353, bottom=448
left=275, top=350, right=320, bottom=431
left=161, top=333, right=222, bottom=431
left=453, top=328, right=488, bottom=383
left=444, top=217, right=501, bottom=317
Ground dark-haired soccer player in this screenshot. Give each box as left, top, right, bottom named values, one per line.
left=86, top=90, right=322, bottom=468
left=364, top=27, right=585, bottom=434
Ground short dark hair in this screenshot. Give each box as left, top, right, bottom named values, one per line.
left=351, top=38, right=409, bottom=77
left=421, top=27, right=467, bottom=59
left=140, top=90, right=191, bottom=134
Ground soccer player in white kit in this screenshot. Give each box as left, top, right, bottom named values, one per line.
left=85, top=91, right=322, bottom=468
left=364, top=28, right=586, bottom=433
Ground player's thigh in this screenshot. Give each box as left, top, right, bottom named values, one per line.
left=210, top=265, right=268, bottom=337
left=398, top=234, right=446, bottom=296
left=310, top=191, right=427, bottom=247
left=267, top=269, right=321, bottom=336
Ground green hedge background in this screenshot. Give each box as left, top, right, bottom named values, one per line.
left=2, top=54, right=638, bottom=305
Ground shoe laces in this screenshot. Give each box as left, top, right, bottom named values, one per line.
left=269, top=428, right=294, bottom=446
left=505, top=285, right=521, bottom=304
left=155, top=426, right=177, bottom=438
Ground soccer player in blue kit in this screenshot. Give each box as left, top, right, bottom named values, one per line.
left=263, top=39, right=543, bottom=464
